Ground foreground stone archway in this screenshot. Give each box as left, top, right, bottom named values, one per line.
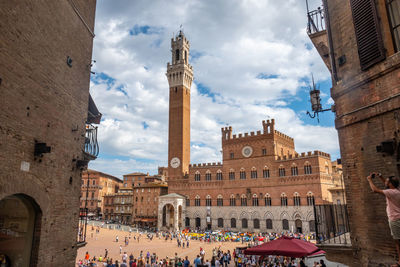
left=158, top=193, right=186, bottom=231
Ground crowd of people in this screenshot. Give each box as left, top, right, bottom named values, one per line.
left=77, top=226, right=324, bottom=267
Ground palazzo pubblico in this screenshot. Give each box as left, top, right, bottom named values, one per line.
left=157, top=31, right=344, bottom=234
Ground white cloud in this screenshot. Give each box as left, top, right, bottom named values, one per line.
left=88, top=0, right=339, bottom=176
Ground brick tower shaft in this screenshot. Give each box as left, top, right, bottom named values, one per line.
left=166, top=31, right=193, bottom=180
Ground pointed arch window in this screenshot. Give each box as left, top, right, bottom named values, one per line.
left=206, top=195, right=212, bottom=206
left=240, top=195, right=247, bottom=206
left=304, top=163, right=312, bottom=175
left=291, top=165, right=298, bottom=176
left=307, top=192, right=315, bottom=206
left=293, top=192, right=301, bottom=206
left=242, top=218, right=248, bottom=229
left=231, top=218, right=237, bottom=228
left=279, top=166, right=286, bottom=177
left=229, top=170, right=235, bottom=180
left=195, top=195, right=201, bottom=206
left=252, top=194, right=259, bottom=206
left=264, top=194, right=271, bottom=206
left=240, top=169, right=246, bottom=180
left=216, top=170, right=223, bottom=180
left=266, top=219, right=273, bottom=229
left=194, top=171, right=201, bottom=181
left=217, top=195, right=223, bottom=206
left=263, top=166, right=270, bottom=178
left=205, top=170, right=211, bottom=181
left=282, top=219, right=289, bottom=230
left=230, top=195, right=236, bottom=206
left=280, top=193, right=288, bottom=206
left=250, top=167, right=257, bottom=179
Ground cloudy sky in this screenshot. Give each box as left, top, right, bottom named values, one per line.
left=88, top=0, right=339, bottom=179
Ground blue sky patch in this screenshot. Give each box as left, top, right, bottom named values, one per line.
left=142, top=121, right=149, bottom=129
left=195, top=82, right=219, bottom=102
left=92, top=72, right=116, bottom=86
left=116, top=84, right=128, bottom=96
left=190, top=50, right=204, bottom=61
left=305, top=43, right=313, bottom=50
left=129, top=25, right=163, bottom=36
left=257, top=73, right=279, bottom=79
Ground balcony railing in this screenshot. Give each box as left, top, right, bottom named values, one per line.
left=307, top=6, right=325, bottom=35
left=84, top=123, right=99, bottom=159
left=314, top=204, right=351, bottom=245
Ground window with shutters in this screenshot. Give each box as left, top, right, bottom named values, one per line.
left=229, top=171, right=235, bottom=180
left=350, top=0, right=385, bottom=70
left=186, top=198, right=190, bottom=206
left=194, top=172, right=201, bottom=181
left=251, top=170, right=257, bottom=179
left=387, top=0, right=400, bottom=52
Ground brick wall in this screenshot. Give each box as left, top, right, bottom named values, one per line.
left=308, top=0, right=400, bottom=265
left=0, top=0, right=96, bottom=265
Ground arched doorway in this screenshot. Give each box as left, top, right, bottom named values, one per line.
left=295, top=219, right=303, bottom=233
left=162, top=204, right=175, bottom=229
left=0, top=194, right=41, bottom=265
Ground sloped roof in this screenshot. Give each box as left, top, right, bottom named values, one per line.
left=159, top=193, right=186, bottom=199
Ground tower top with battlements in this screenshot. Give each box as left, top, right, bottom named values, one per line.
left=166, top=30, right=193, bottom=89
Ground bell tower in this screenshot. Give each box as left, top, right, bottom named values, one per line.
left=167, top=31, right=193, bottom=180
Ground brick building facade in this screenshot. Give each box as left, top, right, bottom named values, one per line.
left=157, top=31, right=344, bottom=234
left=133, top=181, right=168, bottom=228
left=307, top=0, right=400, bottom=265
left=0, top=0, right=98, bottom=265
left=80, top=169, right=122, bottom=218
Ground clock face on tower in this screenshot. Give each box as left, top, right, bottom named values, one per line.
left=170, top=157, right=180, bottom=168
left=242, top=146, right=253, bottom=157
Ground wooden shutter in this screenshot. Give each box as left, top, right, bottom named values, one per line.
left=350, top=0, right=385, bottom=70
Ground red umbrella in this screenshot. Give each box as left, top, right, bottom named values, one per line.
left=244, top=236, right=320, bottom=258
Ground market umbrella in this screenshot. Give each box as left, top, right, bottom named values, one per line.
left=244, top=236, right=320, bottom=258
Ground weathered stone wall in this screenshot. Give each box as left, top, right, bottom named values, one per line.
left=185, top=206, right=314, bottom=233
left=0, top=0, right=96, bottom=265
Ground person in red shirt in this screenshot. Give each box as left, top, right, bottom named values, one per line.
left=367, top=173, right=400, bottom=266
